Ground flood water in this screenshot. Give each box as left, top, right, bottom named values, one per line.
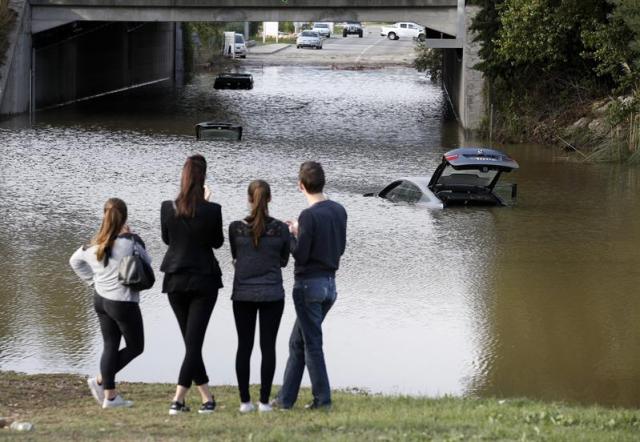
left=2, top=66, right=640, bottom=407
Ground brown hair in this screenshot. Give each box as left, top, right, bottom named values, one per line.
left=175, top=154, right=207, bottom=218
left=246, top=180, right=271, bottom=248
left=299, top=161, right=325, bottom=194
left=92, top=198, right=128, bottom=265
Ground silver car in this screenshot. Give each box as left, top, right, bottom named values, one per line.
left=365, top=148, right=520, bottom=208
left=296, top=31, right=323, bottom=49
left=234, top=33, right=247, bottom=58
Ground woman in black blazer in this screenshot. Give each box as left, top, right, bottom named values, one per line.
left=160, top=154, right=223, bottom=415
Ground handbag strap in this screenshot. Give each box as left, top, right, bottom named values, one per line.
left=129, top=235, right=140, bottom=256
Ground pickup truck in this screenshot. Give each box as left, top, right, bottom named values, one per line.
left=343, top=21, right=364, bottom=38
left=380, top=22, right=426, bottom=41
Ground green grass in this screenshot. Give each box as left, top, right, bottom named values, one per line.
left=1, top=372, right=639, bottom=440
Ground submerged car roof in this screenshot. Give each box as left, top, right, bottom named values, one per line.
left=443, top=147, right=519, bottom=170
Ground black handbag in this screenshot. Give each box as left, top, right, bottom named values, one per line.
left=118, top=237, right=155, bottom=291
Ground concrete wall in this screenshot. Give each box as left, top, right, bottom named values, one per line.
left=34, top=22, right=175, bottom=109
left=0, top=0, right=32, bottom=115
left=442, top=6, right=484, bottom=132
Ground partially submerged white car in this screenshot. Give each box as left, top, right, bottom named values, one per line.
left=365, top=148, right=520, bottom=208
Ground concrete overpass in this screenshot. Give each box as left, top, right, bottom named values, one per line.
left=1, top=0, right=484, bottom=131
left=30, top=0, right=464, bottom=42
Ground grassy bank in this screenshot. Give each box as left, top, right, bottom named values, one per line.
left=1, top=373, right=639, bottom=440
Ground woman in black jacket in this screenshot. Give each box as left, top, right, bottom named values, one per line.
left=161, top=154, right=223, bottom=415
left=229, top=179, right=290, bottom=413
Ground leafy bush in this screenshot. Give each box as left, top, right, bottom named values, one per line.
left=414, top=43, right=443, bottom=81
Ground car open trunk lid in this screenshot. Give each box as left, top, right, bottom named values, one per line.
left=427, top=147, right=519, bottom=206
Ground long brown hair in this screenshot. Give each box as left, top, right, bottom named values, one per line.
left=246, top=180, right=271, bottom=248
left=175, top=154, right=207, bottom=218
left=92, top=198, right=128, bottom=264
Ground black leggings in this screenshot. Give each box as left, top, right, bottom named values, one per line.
left=233, top=300, right=285, bottom=404
left=168, top=290, right=218, bottom=388
left=93, top=294, right=144, bottom=390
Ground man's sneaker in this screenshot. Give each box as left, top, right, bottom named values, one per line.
left=258, top=402, right=272, bottom=413
left=169, top=401, right=190, bottom=415
left=102, top=395, right=133, bottom=409
left=198, top=400, right=216, bottom=414
left=269, top=398, right=291, bottom=411
left=304, top=400, right=332, bottom=411
left=87, top=377, right=104, bottom=405
left=239, top=402, right=255, bottom=413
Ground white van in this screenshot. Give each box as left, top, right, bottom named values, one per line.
left=234, top=33, right=247, bottom=58
left=312, top=23, right=332, bottom=38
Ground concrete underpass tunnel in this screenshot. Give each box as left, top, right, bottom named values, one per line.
left=32, top=21, right=180, bottom=110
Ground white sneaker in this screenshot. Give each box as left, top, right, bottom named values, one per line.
left=239, top=402, right=255, bottom=413
left=258, top=402, right=272, bottom=413
left=87, top=377, right=104, bottom=405
left=102, top=395, right=133, bottom=409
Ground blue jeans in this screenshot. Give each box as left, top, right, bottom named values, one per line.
left=278, top=276, right=337, bottom=408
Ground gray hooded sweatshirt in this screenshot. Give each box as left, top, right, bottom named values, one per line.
left=69, top=235, right=151, bottom=303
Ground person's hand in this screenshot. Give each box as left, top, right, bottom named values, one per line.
left=204, top=184, right=212, bottom=201
left=286, top=220, right=299, bottom=237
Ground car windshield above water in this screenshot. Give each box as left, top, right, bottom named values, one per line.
left=235, top=34, right=244, bottom=43
left=314, top=23, right=329, bottom=28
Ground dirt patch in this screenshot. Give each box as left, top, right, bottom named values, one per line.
left=0, top=372, right=87, bottom=414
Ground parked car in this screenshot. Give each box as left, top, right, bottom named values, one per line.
left=235, top=33, right=247, bottom=58
left=343, top=21, right=364, bottom=38
left=364, top=148, right=519, bottom=208
left=380, top=22, right=426, bottom=41
left=296, top=31, right=323, bottom=49
left=312, top=22, right=332, bottom=38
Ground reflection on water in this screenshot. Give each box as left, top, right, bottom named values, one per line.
left=1, top=66, right=640, bottom=407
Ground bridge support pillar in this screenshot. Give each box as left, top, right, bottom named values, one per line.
left=442, top=6, right=485, bottom=133
left=0, top=0, right=32, bottom=115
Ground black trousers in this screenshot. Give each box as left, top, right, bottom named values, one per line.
left=233, top=300, right=285, bottom=404
left=168, top=290, right=218, bottom=388
left=93, top=294, right=144, bottom=390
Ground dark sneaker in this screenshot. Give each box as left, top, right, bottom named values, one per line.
left=169, top=401, right=190, bottom=415
left=198, top=400, right=216, bottom=414
left=304, top=400, right=332, bottom=411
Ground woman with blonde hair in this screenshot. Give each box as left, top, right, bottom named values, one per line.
left=229, top=179, right=290, bottom=413
left=70, top=198, right=150, bottom=409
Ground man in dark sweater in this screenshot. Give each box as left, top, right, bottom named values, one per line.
left=275, top=161, right=347, bottom=410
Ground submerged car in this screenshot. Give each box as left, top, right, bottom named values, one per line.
left=365, top=147, right=519, bottom=208
left=296, top=31, right=323, bottom=49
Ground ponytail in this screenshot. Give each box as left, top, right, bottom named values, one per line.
left=93, top=198, right=128, bottom=265
left=246, top=180, right=271, bottom=248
